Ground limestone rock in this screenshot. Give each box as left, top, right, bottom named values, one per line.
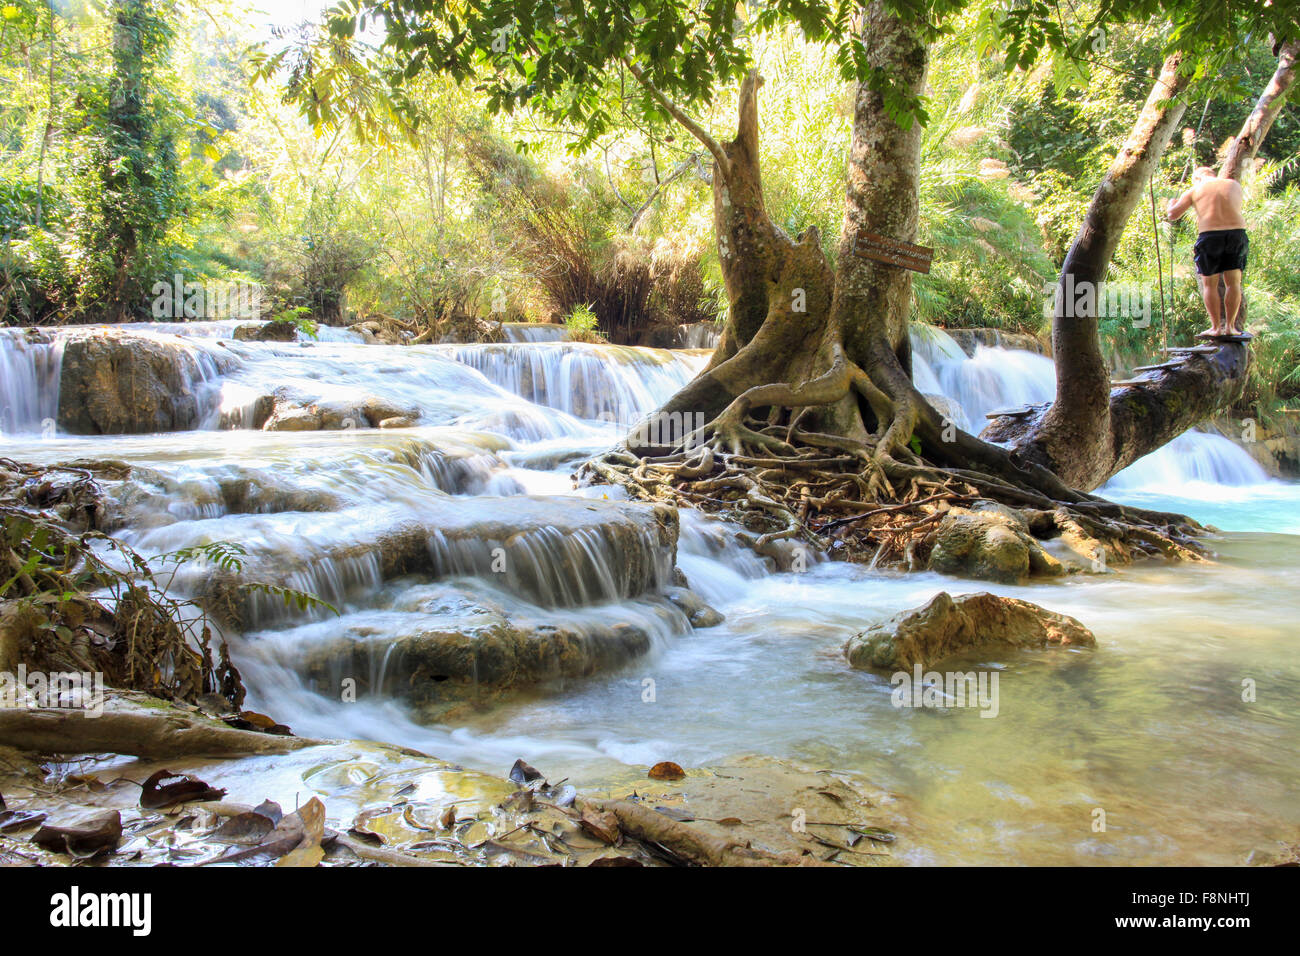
left=233, top=320, right=298, bottom=342
left=928, top=502, right=1063, bottom=583
left=263, top=405, right=323, bottom=431
left=300, top=589, right=659, bottom=717
left=844, top=590, right=1095, bottom=671
left=57, top=331, right=233, bottom=434
left=664, top=586, right=725, bottom=628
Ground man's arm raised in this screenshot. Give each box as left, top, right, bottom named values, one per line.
left=1165, top=186, right=1195, bottom=221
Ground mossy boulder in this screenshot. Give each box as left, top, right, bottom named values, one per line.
left=844, top=591, right=1095, bottom=672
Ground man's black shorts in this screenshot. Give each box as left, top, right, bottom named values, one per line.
left=1193, top=228, right=1249, bottom=276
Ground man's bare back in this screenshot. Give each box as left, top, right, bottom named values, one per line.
left=1168, top=177, right=1246, bottom=232
left=1166, top=167, right=1250, bottom=335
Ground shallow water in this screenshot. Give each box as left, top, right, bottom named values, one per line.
left=2, top=321, right=1296, bottom=864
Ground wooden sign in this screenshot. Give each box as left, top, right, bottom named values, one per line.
left=854, top=231, right=934, bottom=274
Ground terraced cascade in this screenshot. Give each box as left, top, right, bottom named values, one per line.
left=2, top=320, right=1297, bottom=864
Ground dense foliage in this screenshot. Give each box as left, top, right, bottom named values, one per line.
left=0, top=0, right=1296, bottom=409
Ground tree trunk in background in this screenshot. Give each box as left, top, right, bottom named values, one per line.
left=822, top=1, right=930, bottom=449
left=1222, top=39, right=1299, bottom=180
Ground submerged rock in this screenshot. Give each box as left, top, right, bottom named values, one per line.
left=261, top=393, right=420, bottom=431
left=300, top=590, right=662, bottom=717
left=57, top=331, right=233, bottom=434
left=844, top=591, right=1095, bottom=672
left=664, top=586, right=725, bottom=628
left=233, top=320, right=298, bottom=342
left=928, top=502, right=1063, bottom=584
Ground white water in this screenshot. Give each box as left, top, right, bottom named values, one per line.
left=0, top=329, right=64, bottom=435
left=2, top=319, right=1297, bottom=864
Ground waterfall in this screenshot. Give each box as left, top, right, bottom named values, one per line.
left=909, top=325, right=1273, bottom=490
left=443, top=342, right=707, bottom=424
left=679, top=322, right=722, bottom=349
left=0, top=330, right=64, bottom=435
left=500, top=322, right=571, bottom=343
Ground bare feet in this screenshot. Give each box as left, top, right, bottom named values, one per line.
left=1197, top=326, right=1223, bottom=338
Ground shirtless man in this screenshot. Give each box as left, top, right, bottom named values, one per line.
left=1165, top=167, right=1249, bottom=336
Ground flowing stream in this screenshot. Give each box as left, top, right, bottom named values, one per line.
left=2, top=321, right=1297, bottom=864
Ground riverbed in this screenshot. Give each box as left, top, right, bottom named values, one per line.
left=3, top=321, right=1296, bottom=865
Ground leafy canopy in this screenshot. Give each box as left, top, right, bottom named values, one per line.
left=309, top=0, right=1299, bottom=147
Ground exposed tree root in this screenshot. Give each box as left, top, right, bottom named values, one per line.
left=580, top=393, right=1211, bottom=573
left=0, top=707, right=316, bottom=758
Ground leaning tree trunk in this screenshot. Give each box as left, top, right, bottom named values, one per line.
left=1222, top=38, right=1299, bottom=180
left=988, top=52, right=1255, bottom=490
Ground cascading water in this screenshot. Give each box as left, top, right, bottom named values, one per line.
left=0, top=329, right=64, bottom=435
left=909, top=324, right=1274, bottom=491
left=444, top=341, right=707, bottom=426
left=1, top=318, right=1296, bottom=864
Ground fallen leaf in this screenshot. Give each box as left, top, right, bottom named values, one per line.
left=579, top=808, right=621, bottom=845
left=648, top=761, right=685, bottom=781
left=346, top=827, right=384, bottom=846
left=509, top=759, right=543, bottom=786
left=223, top=711, right=292, bottom=735
left=275, top=844, right=324, bottom=867
left=253, top=800, right=283, bottom=825
left=140, top=770, right=226, bottom=810
left=0, top=809, right=46, bottom=833
left=208, top=797, right=325, bottom=865
left=212, top=811, right=276, bottom=845
left=402, top=804, right=438, bottom=831
left=32, top=809, right=122, bottom=856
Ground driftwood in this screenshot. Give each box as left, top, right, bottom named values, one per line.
left=0, top=707, right=319, bottom=758
left=580, top=798, right=826, bottom=867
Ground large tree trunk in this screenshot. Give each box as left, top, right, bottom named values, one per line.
left=989, top=53, right=1255, bottom=490
left=597, top=4, right=1212, bottom=565
left=630, top=2, right=932, bottom=461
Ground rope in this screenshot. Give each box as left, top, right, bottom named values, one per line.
left=1149, top=179, right=1168, bottom=350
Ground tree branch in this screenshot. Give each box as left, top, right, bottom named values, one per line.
left=623, top=58, right=730, bottom=180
